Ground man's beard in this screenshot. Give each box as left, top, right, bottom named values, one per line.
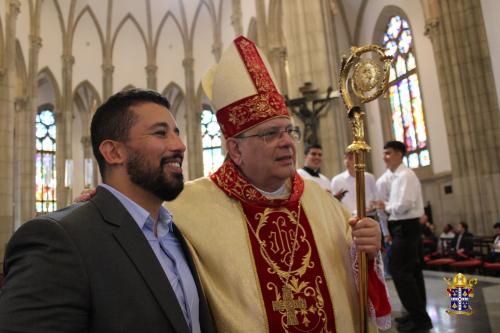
left=126, top=147, right=184, bottom=201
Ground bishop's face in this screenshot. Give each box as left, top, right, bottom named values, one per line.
left=235, top=117, right=297, bottom=192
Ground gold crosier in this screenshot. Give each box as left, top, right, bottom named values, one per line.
left=339, top=45, right=392, bottom=333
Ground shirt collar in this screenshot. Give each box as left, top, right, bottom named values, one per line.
left=99, top=184, right=173, bottom=233
left=302, top=166, right=320, bottom=177
left=341, top=170, right=353, bottom=179
left=393, top=163, right=406, bottom=174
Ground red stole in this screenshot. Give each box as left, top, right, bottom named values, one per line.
left=211, top=160, right=336, bottom=332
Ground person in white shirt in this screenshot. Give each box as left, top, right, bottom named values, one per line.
left=297, top=143, right=331, bottom=192
left=375, top=141, right=432, bottom=332
left=376, top=168, right=393, bottom=242
left=437, top=223, right=455, bottom=256
left=331, top=151, right=377, bottom=216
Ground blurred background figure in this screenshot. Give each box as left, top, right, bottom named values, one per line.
left=331, top=151, right=377, bottom=215
left=487, top=222, right=500, bottom=263
left=297, top=143, right=331, bottom=193
left=436, top=223, right=456, bottom=257
left=450, top=222, right=474, bottom=260
left=420, top=214, right=437, bottom=256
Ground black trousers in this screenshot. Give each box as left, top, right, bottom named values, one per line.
left=389, top=218, right=431, bottom=323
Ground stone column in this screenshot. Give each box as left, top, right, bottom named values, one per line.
left=18, top=34, right=43, bottom=223
left=146, top=64, right=157, bottom=90
left=0, top=0, right=21, bottom=263
left=80, top=135, right=98, bottom=186
left=59, top=54, right=75, bottom=207
left=212, top=39, right=223, bottom=62
left=102, top=63, right=114, bottom=100
left=183, top=56, right=203, bottom=179
left=268, top=46, right=288, bottom=95
left=424, top=0, right=500, bottom=233
left=13, top=97, right=28, bottom=229
left=254, top=0, right=268, bottom=51
left=231, top=0, right=243, bottom=36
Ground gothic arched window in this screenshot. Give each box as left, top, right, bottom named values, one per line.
left=201, top=105, right=223, bottom=175
left=383, top=15, right=430, bottom=168
left=35, top=106, right=57, bottom=212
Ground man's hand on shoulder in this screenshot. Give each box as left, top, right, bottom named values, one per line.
left=349, top=217, right=382, bottom=260
left=74, top=188, right=97, bottom=202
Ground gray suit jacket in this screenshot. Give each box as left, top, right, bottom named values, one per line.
left=0, top=187, right=216, bottom=333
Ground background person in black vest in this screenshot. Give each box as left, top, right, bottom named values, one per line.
left=375, top=140, right=432, bottom=332
left=450, top=222, right=474, bottom=260
left=297, top=143, right=332, bottom=193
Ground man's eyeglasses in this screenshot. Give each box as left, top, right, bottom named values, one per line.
left=237, top=126, right=301, bottom=144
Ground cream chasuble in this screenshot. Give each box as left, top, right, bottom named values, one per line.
left=168, top=176, right=380, bottom=333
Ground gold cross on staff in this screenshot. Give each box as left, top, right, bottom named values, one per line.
left=272, top=286, right=307, bottom=326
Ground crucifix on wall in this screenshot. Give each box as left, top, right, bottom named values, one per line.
left=285, top=82, right=338, bottom=146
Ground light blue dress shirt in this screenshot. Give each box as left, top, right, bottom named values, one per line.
left=100, top=184, right=200, bottom=333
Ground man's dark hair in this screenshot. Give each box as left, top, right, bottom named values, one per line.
left=91, top=88, right=171, bottom=179
left=383, top=140, right=407, bottom=156
left=304, top=143, right=322, bottom=155
left=494, top=222, right=500, bottom=229
left=459, top=221, right=469, bottom=231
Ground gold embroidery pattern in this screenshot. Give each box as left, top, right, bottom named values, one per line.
left=211, top=161, right=278, bottom=204
left=225, top=92, right=286, bottom=127
left=254, top=207, right=331, bottom=332
left=210, top=160, right=335, bottom=332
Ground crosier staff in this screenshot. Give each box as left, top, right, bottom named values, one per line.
left=339, top=45, right=392, bottom=333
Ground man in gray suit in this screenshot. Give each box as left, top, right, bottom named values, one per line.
left=0, top=89, right=215, bottom=333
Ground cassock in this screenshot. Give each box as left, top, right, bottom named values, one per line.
left=168, top=160, right=391, bottom=333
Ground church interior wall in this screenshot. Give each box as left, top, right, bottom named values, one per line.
left=220, top=0, right=234, bottom=44
left=71, top=101, right=84, bottom=199
left=241, top=0, right=257, bottom=34
left=112, top=19, right=148, bottom=90
left=72, top=12, right=104, bottom=95
left=156, top=16, right=186, bottom=92
left=163, top=82, right=189, bottom=180
left=14, top=1, right=28, bottom=57
left=0, top=7, right=4, bottom=58
left=2, top=0, right=499, bottom=261
left=37, top=70, right=58, bottom=107
left=192, top=6, right=217, bottom=86
left=38, top=0, right=63, bottom=88
left=356, top=0, right=452, bottom=179
left=337, top=0, right=460, bottom=230
left=481, top=0, right=500, bottom=107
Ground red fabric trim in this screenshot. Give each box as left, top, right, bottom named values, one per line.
left=367, top=260, right=392, bottom=317
left=216, top=36, right=289, bottom=138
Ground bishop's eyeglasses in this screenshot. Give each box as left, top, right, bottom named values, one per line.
left=237, top=126, right=301, bottom=144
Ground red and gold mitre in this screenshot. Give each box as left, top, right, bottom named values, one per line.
left=206, top=36, right=289, bottom=138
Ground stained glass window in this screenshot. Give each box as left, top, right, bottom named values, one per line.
left=383, top=15, right=430, bottom=168
left=201, top=105, right=224, bottom=176
left=35, top=107, right=57, bottom=212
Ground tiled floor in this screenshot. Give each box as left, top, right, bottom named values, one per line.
left=381, top=270, right=500, bottom=333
